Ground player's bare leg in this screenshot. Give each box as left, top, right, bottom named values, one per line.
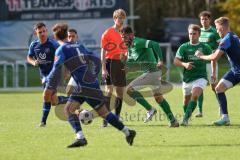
left=102, top=84, right=113, bottom=127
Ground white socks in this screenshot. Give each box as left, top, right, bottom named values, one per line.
left=122, top=126, right=130, bottom=136
left=76, top=131, right=85, bottom=139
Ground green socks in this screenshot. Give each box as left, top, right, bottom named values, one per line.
left=183, top=104, right=187, bottom=113
left=197, top=93, right=203, bottom=113
left=184, top=100, right=197, bottom=121
left=130, top=90, right=152, bottom=110
left=159, top=99, right=175, bottom=122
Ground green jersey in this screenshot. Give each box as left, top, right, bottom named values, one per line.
left=127, top=37, right=163, bottom=72
left=176, top=42, right=212, bottom=83
left=199, top=26, right=220, bottom=51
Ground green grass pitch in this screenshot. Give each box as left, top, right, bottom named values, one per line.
left=1, top=86, right=240, bottom=160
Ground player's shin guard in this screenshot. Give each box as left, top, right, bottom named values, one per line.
left=184, top=101, right=197, bottom=121
left=68, top=114, right=82, bottom=133
left=159, top=99, right=175, bottom=122
left=130, top=90, right=152, bottom=110
left=197, top=93, right=203, bottom=113
left=216, top=92, right=228, bottom=114
left=115, top=97, right=123, bottom=117
left=41, top=102, right=51, bottom=124
left=105, top=112, right=124, bottom=130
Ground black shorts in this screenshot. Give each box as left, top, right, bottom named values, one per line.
left=105, top=59, right=126, bottom=87
left=69, top=87, right=105, bottom=110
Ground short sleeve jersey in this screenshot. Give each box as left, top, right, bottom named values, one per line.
left=218, top=32, right=240, bottom=74
left=28, top=38, right=59, bottom=81
left=101, top=27, right=127, bottom=60
left=176, top=42, right=212, bottom=83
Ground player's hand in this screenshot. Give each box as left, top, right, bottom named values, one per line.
left=195, top=50, right=203, bottom=58
left=33, top=60, right=40, bottom=66
left=102, top=68, right=109, bottom=80
left=211, top=74, right=217, bottom=84
left=120, top=53, right=127, bottom=62
left=123, top=66, right=128, bottom=73
left=156, top=61, right=164, bottom=69
left=184, top=62, right=195, bottom=70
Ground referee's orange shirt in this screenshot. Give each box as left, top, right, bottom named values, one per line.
left=101, top=27, right=127, bottom=60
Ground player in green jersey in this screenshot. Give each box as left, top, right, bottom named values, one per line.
left=174, top=24, right=214, bottom=126
left=195, top=11, right=221, bottom=117
left=120, top=26, right=179, bottom=127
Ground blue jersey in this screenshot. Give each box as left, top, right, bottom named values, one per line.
left=28, top=38, right=59, bottom=82
left=218, top=32, right=240, bottom=74
left=47, top=42, right=101, bottom=91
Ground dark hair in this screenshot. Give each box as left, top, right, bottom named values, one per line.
left=52, top=23, right=68, bottom=40
left=121, top=25, right=133, bottom=34
left=199, top=11, right=211, bottom=19
left=68, top=28, right=77, bottom=34
left=34, top=22, right=46, bottom=30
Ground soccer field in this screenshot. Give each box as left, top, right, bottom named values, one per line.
left=1, top=86, right=240, bottom=160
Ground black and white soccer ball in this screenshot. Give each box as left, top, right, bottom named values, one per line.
left=79, top=109, right=93, bottom=125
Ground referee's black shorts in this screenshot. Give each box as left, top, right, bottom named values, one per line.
left=105, top=59, right=126, bottom=87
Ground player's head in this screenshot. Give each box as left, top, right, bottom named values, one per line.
left=34, top=22, right=48, bottom=43
left=120, top=26, right=134, bottom=47
left=68, top=28, right=78, bottom=43
left=188, top=24, right=201, bottom=44
left=113, top=9, right=126, bottom=28
left=52, top=23, right=68, bottom=41
left=199, top=11, right=211, bottom=28
left=214, top=17, right=230, bottom=38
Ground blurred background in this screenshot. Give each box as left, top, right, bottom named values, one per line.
left=0, top=0, right=238, bottom=90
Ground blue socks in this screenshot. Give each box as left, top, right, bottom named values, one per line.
left=216, top=92, right=228, bottom=114
left=68, top=114, right=82, bottom=133
left=105, top=112, right=124, bottom=130
left=41, top=102, right=51, bottom=124
left=57, top=96, right=69, bottom=105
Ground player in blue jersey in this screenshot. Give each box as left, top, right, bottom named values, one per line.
left=195, top=17, right=240, bottom=126
left=65, top=28, right=79, bottom=96
left=27, top=22, right=68, bottom=127
left=45, top=23, right=136, bottom=148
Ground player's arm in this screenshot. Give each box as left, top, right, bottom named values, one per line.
left=101, top=48, right=108, bottom=79
left=211, top=60, right=217, bottom=82
left=174, top=46, right=194, bottom=70
left=27, top=43, right=40, bottom=66
left=174, top=57, right=194, bottom=70
left=46, top=49, right=65, bottom=90
left=27, top=55, right=39, bottom=66
left=195, top=48, right=224, bottom=61
left=196, top=36, right=230, bottom=61
left=148, top=40, right=163, bottom=62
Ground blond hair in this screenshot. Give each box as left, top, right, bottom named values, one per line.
left=113, top=9, right=126, bottom=19
left=214, top=17, right=229, bottom=27
left=188, top=24, right=201, bottom=34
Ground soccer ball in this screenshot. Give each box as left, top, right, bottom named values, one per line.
left=79, top=109, right=93, bottom=125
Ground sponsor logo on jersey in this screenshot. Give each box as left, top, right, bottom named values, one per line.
left=39, top=52, right=46, bottom=59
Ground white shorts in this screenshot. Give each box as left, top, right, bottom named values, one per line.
left=206, top=62, right=218, bottom=84
left=67, top=77, right=77, bottom=87
left=128, top=70, right=162, bottom=94
left=182, top=78, right=208, bottom=96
